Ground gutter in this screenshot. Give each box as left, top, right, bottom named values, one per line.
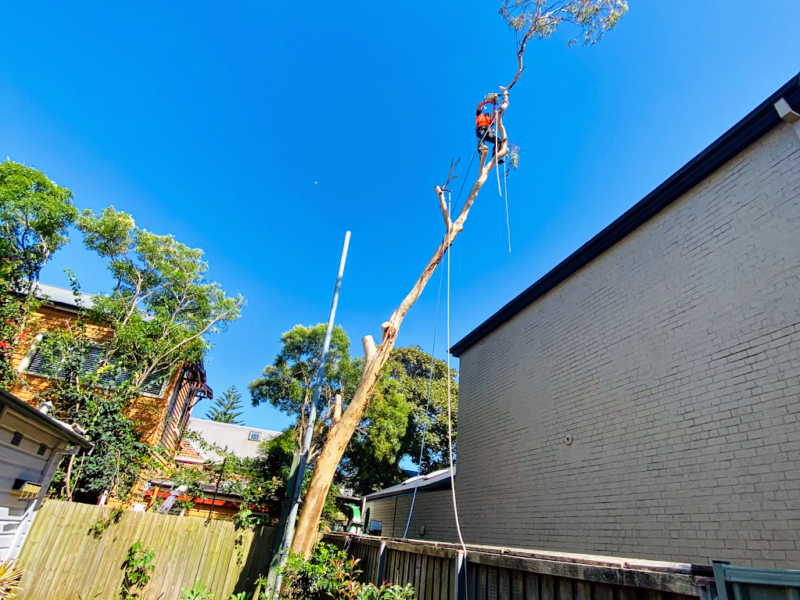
left=451, top=72, right=800, bottom=358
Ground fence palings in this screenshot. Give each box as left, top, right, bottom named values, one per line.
left=16, top=500, right=276, bottom=600
left=323, top=533, right=704, bottom=600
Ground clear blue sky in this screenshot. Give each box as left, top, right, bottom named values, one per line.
left=2, top=1, right=798, bottom=432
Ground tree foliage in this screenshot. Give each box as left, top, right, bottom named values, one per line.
left=249, top=324, right=354, bottom=452
left=499, top=0, right=628, bottom=47
left=78, top=206, right=245, bottom=389
left=0, top=160, right=77, bottom=288
left=0, top=160, right=77, bottom=385
left=340, top=346, right=458, bottom=496
left=206, top=385, right=245, bottom=424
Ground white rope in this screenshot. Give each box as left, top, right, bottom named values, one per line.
left=446, top=192, right=468, bottom=597
left=495, top=118, right=502, bottom=197
left=504, top=162, right=511, bottom=253
left=403, top=260, right=445, bottom=538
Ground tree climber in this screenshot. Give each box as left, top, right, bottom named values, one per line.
left=476, top=93, right=504, bottom=164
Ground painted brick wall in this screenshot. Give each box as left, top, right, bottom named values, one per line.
left=457, top=122, right=800, bottom=568
left=365, top=489, right=457, bottom=542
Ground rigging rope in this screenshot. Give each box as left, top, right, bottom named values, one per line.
left=402, top=259, right=445, bottom=538
left=504, top=162, right=511, bottom=253
left=446, top=191, right=469, bottom=596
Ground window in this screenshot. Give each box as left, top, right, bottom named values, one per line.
left=11, top=432, right=23, bottom=447
left=37, top=444, right=48, bottom=456
left=368, top=520, right=382, bottom=535
left=248, top=432, right=260, bottom=442
left=25, top=338, right=168, bottom=398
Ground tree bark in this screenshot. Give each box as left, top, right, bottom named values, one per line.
left=290, top=96, right=510, bottom=557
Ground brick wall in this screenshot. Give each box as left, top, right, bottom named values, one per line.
left=365, top=489, right=457, bottom=542
left=456, top=122, right=800, bottom=568
left=7, top=304, right=183, bottom=448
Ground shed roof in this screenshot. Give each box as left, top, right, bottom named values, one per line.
left=451, top=72, right=800, bottom=357
left=363, top=468, right=453, bottom=501
left=0, top=387, right=93, bottom=449
left=31, top=282, right=95, bottom=311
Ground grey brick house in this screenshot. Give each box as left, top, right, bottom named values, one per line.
left=444, top=74, right=800, bottom=568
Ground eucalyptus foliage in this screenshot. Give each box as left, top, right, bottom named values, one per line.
left=499, top=0, right=628, bottom=47
left=250, top=324, right=353, bottom=451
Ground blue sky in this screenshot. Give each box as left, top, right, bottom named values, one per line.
left=2, top=1, right=799, bottom=432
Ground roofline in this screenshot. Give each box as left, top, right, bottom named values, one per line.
left=187, top=417, right=281, bottom=435
left=0, top=387, right=94, bottom=449
left=451, top=72, right=800, bottom=357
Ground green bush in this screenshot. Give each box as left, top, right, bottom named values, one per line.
left=280, top=543, right=414, bottom=600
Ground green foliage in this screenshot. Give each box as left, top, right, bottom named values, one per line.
left=36, top=282, right=158, bottom=501
left=119, top=542, right=156, bottom=600
left=498, top=0, right=628, bottom=47
left=78, top=206, right=244, bottom=388
left=0, top=159, right=77, bottom=287
left=0, top=160, right=76, bottom=386
left=341, top=346, right=458, bottom=496
left=88, top=507, right=124, bottom=538
left=206, top=385, right=245, bottom=424
left=250, top=324, right=353, bottom=451
left=181, top=580, right=214, bottom=600
left=280, top=543, right=415, bottom=600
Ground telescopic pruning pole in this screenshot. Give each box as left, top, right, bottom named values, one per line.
left=266, top=230, right=351, bottom=595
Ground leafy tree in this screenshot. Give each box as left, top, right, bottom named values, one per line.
left=249, top=324, right=354, bottom=454
left=340, top=347, right=458, bottom=496
left=206, top=385, right=245, bottom=424
left=0, top=160, right=77, bottom=288
left=291, top=0, right=629, bottom=556
left=77, top=206, right=245, bottom=390
left=0, top=160, right=77, bottom=384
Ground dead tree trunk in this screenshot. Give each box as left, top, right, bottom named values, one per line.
left=291, top=95, right=511, bottom=557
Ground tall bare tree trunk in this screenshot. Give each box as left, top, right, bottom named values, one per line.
left=291, top=99, right=510, bottom=556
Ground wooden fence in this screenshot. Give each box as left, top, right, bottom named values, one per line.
left=16, top=500, right=276, bottom=600
left=323, top=533, right=707, bottom=600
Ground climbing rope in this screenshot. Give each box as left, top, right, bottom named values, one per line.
left=402, top=259, right=445, bottom=539
left=504, top=162, right=511, bottom=253
left=446, top=192, right=469, bottom=596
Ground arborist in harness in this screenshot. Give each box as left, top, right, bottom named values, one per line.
left=476, top=93, right=504, bottom=164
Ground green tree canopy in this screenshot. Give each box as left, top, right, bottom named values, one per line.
left=78, top=206, right=245, bottom=390
left=206, top=385, right=245, bottom=425
left=249, top=324, right=354, bottom=451
left=0, top=160, right=77, bottom=288
left=340, top=346, right=458, bottom=496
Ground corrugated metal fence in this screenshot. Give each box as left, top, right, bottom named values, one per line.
left=323, top=533, right=705, bottom=600
left=16, top=500, right=275, bottom=600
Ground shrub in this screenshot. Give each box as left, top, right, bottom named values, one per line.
left=280, top=543, right=414, bottom=600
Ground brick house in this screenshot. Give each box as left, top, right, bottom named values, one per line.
left=445, top=74, right=800, bottom=568
left=8, top=283, right=212, bottom=481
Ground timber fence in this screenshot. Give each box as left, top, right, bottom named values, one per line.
left=323, top=533, right=709, bottom=600
left=16, top=500, right=276, bottom=600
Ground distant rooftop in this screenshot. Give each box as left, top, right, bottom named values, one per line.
left=183, top=417, right=281, bottom=462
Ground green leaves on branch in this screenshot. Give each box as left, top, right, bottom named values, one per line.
left=499, top=0, right=628, bottom=46
left=77, top=206, right=245, bottom=389
left=0, top=160, right=77, bottom=287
